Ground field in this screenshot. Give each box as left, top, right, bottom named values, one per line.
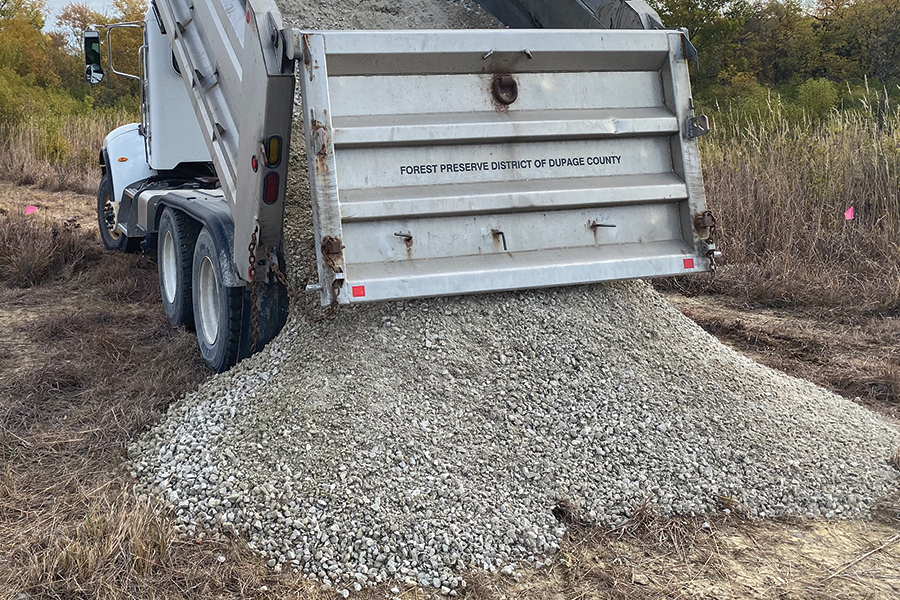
left=1, top=81, right=899, bottom=600
left=1, top=169, right=899, bottom=598
left=3, top=0, right=900, bottom=594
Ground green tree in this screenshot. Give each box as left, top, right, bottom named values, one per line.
left=834, top=0, right=900, bottom=85
left=743, top=1, right=820, bottom=85
left=650, top=0, right=751, bottom=87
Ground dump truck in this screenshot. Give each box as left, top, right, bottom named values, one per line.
left=84, top=0, right=717, bottom=372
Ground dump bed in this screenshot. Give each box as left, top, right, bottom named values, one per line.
left=296, top=29, right=713, bottom=305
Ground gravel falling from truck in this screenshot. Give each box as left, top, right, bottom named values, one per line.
left=128, top=0, right=900, bottom=595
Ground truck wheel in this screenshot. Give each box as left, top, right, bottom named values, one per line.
left=158, top=207, right=200, bottom=329
left=97, top=173, right=140, bottom=252
left=192, top=227, right=243, bottom=372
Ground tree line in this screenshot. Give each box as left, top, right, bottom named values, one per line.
left=0, top=0, right=898, bottom=126
left=0, top=0, right=143, bottom=125
left=651, top=0, right=900, bottom=113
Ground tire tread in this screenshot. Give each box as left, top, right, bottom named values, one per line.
left=159, top=208, right=200, bottom=328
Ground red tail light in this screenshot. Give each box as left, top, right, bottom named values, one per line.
left=264, top=172, right=279, bottom=204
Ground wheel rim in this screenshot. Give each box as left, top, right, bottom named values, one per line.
left=198, top=256, right=220, bottom=346
left=101, top=188, right=121, bottom=240
left=161, top=230, right=177, bottom=304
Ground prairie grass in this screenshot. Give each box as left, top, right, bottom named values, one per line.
left=678, top=98, right=900, bottom=315
left=0, top=212, right=97, bottom=287
left=2, top=166, right=900, bottom=600
left=0, top=109, right=134, bottom=195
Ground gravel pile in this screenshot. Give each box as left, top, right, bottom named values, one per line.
left=128, top=0, right=900, bottom=596
left=275, top=0, right=501, bottom=30
left=128, top=282, right=900, bottom=594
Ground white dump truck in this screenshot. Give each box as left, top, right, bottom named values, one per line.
left=85, top=0, right=717, bottom=372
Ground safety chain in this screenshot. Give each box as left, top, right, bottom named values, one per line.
left=705, top=222, right=719, bottom=271
left=248, top=228, right=260, bottom=353
left=260, top=243, right=337, bottom=324
left=694, top=211, right=720, bottom=272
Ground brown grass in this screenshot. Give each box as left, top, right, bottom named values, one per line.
left=0, top=110, right=134, bottom=195
left=0, top=185, right=339, bottom=600
left=0, top=212, right=97, bottom=287
left=662, top=103, right=900, bottom=316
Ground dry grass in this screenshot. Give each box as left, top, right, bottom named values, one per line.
left=663, top=102, right=900, bottom=316
left=0, top=184, right=338, bottom=600
left=468, top=502, right=900, bottom=599
left=0, top=110, right=134, bottom=195
left=0, top=212, right=96, bottom=287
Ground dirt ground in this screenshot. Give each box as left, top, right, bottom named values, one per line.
left=1, top=182, right=898, bottom=599
left=664, top=292, right=900, bottom=422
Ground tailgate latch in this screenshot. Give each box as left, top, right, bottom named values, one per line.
left=686, top=115, right=710, bottom=138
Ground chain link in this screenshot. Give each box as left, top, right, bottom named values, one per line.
left=248, top=228, right=260, bottom=353
left=261, top=243, right=337, bottom=324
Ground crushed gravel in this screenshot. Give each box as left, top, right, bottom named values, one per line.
left=128, top=0, right=900, bottom=596
left=275, top=0, right=501, bottom=30
left=128, top=280, right=900, bottom=593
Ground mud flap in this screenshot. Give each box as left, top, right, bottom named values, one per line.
left=237, top=278, right=289, bottom=360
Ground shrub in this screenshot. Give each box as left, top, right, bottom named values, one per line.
left=0, top=213, right=96, bottom=287
left=798, top=78, right=838, bottom=119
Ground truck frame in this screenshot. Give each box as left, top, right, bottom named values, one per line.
left=84, top=0, right=717, bottom=372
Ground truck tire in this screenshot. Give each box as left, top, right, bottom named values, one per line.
left=158, top=207, right=200, bottom=329
left=97, top=173, right=141, bottom=252
left=192, top=227, right=243, bottom=372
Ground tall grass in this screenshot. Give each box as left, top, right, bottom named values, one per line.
left=0, top=109, right=135, bottom=195
left=693, top=99, right=900, bottom=314
left=2, top=92, right=898, bottom=315
left=0, top=213, right=96, bottom=286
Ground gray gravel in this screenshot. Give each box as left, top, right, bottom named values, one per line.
left=128, top=280, right=900, bottom=593
left=274, top=0, right=501, bottom=30
left=128, top=0, right=900, bottom=595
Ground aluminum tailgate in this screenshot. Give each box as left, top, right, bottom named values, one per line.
left=295, top=29, right=713, bottom=305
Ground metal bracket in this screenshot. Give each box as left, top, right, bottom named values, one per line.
left=686, top=115, right=710, bottom=139
left=679, top=29, right=699, bottom=73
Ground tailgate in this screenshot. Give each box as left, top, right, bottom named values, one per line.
left=295, top=29, right=713, bottom=305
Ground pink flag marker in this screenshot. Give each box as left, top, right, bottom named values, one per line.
left=844, top=206, right=855, bottom=220
left=25, top=206, right=37, bottom=215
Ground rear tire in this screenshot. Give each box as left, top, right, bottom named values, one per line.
left=158, top=207, right=200, bottom=329
left=97, top=172, right=141, bottom=252
left=192, top=227, right=243, bottom=372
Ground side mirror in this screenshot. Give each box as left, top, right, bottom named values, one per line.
left=84, top=30, right=104, bottom=84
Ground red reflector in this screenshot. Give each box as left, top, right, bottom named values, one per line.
left=352, top=285, right=366, bottom=298
left=246, top=10, right=250, bottom=23
left=251, top=156, right=258, bottom=172
left=684, top=258, right=695, bottom=269
left=263, top=172, right=279, bottom=204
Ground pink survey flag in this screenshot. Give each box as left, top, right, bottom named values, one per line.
left=844, top=206, right=854, bottom=220
left=25, top=206, right=37, bottom=215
